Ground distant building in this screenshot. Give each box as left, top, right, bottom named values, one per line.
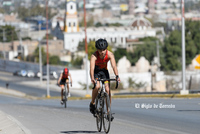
left=148, top=0, right=155, bottom=14
left=129, top=0, right=135, bottom=15
left=25, top=16, right=50, bottom=31
left=55, top=0, right=157, bottom=53
left=2, top=0, right=12, bottom=6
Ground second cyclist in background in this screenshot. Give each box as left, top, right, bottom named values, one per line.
left=57, top=68, right=72, bottom=104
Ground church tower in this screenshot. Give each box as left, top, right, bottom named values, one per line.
left=64, top=0, right=79, bottom=33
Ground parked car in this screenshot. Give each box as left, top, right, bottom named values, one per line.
left=26, top=70, right=35, bottom=77
left=42, top=71, right=58, bottom=80
left=13, top=70, right=35, bottom=77
left=13, top=70, right=27, bottom=77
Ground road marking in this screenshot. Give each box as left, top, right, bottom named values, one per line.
left=114, top=118, right=189, bottom=134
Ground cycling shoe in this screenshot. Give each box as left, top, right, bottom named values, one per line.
left=89, top=103, right=95, bottom=114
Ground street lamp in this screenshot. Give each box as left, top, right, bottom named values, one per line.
left=84, top=0, right=90, bottom=97
left=180, top=0, right=189, bottom=95
left=46, top=0, right=50, bottom=98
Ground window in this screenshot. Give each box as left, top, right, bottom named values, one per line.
left=69, top=22, right=71, bottom=27
left=71, top=5, right=73, bottom=9
left=74, top=22, right=76, bottom=27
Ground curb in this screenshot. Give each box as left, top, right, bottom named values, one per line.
left=42, top=93, right=200, bottom=100
left=1, top=86, right=200, bottom=100
left=112, top=94, right=200, bottom=99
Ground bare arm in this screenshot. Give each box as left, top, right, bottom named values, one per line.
left=57, top=73, right=63, bottom=84
left=108, top=51, right=120, bottom=82
left=90, top=54, right=96, bottom=84
left=68, top=72, right=72, bottom=83
left=109, top=51, right=118, bottom=76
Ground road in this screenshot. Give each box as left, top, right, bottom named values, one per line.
left=0, top=71, right=200, bottom=134
left=0, top=72, right=82, bottom=97
left=0, top=94, right=200, bottom=134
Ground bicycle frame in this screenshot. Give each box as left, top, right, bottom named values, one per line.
left=63, top=82, right=71, bottom=108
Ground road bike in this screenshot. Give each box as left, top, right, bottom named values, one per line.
left=63, top=82, right=72, bottom=108
left=93, top=78, right=118, bottom=133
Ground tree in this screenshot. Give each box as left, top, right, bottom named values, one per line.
left=161, top=30, right=182, bottom=71
left=77, top=41, right=85, bottom=51
left=0, top=8, right=5, bottom=13
left=0, top=25, right=18, bottom=42
left=16, top=5, right=57, bottom=21
left=33, top=47, right=47, bottom=65
left=31, top=46, right=62, bottom=65
left=87, top=17, right=94, bottom=27
left=71, top=56, right=83, bottom=67
left=49, top=55, right=61, bottom=65
left=95, top=22, right=103, bottom=27
left=42, top=34, right=54, bottom=40
left=160, top=20, right=200, bottom=71
left=126, top=37, right=159, bottom=66
left=88, top=41, right=97, bottom=60
left=114, top=48, right=127, bottom=63
left=79, top=17, right=94, bottom=27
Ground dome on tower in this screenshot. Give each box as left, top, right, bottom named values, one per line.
left=131, top=16, right=152, bottom=30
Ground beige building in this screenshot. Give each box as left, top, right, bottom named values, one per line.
left=40, top=40, right=65, bottom=57
left=0, top=39, right=65, bottom=60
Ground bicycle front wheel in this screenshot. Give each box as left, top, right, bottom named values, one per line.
left=102, top=93, right=111, bottom=133
left=95, top=97, right=102, bottom=132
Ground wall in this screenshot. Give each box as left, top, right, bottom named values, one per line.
left=0, top=59, right=167, bottom=90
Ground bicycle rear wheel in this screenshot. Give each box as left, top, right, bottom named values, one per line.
left=102, top=93, right=111, bottom=133
left=95, top=97, right=102, bottom=132
left=64, top=86, right=67, bottom=108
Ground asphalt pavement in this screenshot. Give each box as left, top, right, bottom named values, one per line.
left=0, top=80, right=92, bottom=134
left=1, top=79, right=200, bottom=134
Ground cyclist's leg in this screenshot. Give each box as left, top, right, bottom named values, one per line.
left=105, top=82, right=111, bottom=103
left=60, top=84, right=64, bottom=101
left=66, top=79, right=69, bottom=93
left=90, top=81, right=100, bottom=114
left=60, top=81, right=65, bottom=101
left=90, top=72, right=100, bottom=114
left=103, top=69, right=111, bottom=104
left=91, top=71, right=101, bottom=104
left=91, top=81, right=100, bottom=104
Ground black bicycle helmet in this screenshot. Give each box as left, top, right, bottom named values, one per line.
left=95, top=39, right=108, bottom=50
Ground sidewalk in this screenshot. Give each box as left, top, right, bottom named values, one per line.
left=0, top=110, right=31, bottom=134
left=17, top=80, right=93, bottom=98
left=0, top=87, right=31, bottom=134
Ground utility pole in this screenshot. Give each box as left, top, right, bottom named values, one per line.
left=180, top=0, right=188, bottom=95
left=156, top=41, right=160, bottom=71
left=84, top=0, right=90, bottom=97
left=38, top=24, right=43, bottom=84
left=46, top=0, right=50, bottom=98
left=18, top=30, right=23, bottom=60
